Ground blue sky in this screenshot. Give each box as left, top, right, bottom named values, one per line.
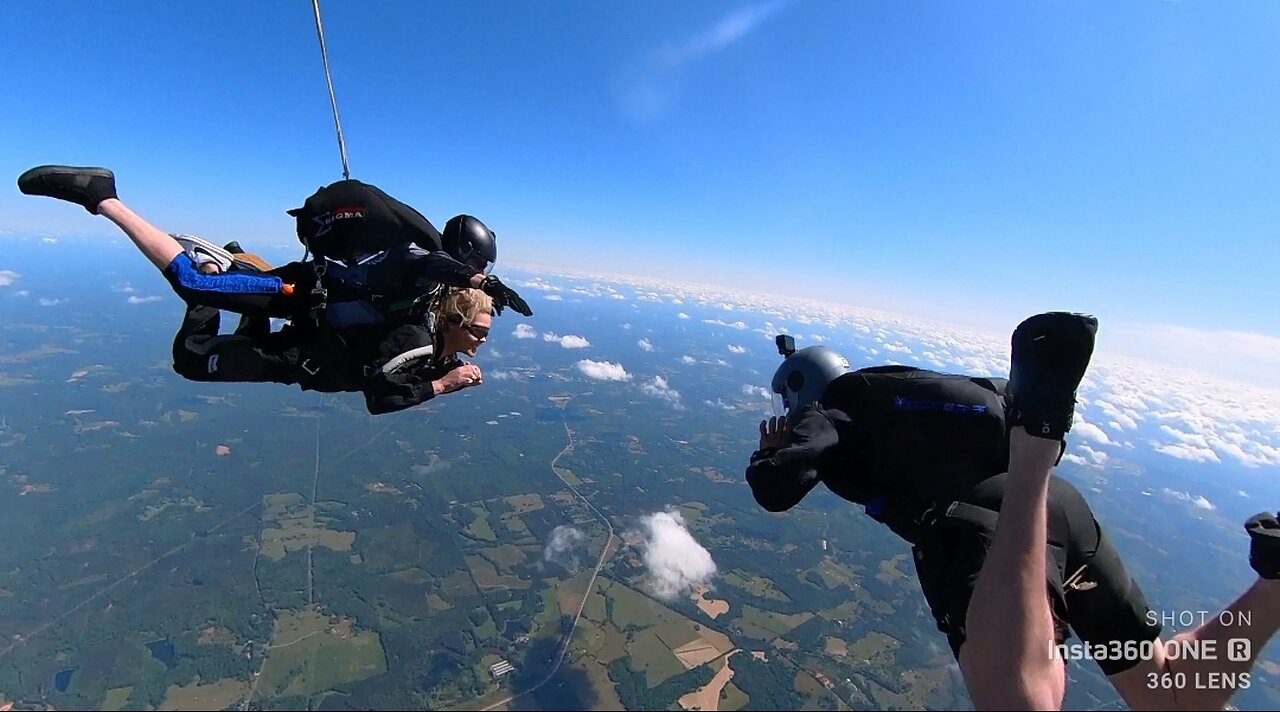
left=2, top=1, right=1279, bottom=375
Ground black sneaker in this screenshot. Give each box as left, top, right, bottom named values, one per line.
left=1007, top=312, right=1098, bottom=441
left=17, top=165, right=118, bottom=215
left=223, top=241, right=245, bottom=254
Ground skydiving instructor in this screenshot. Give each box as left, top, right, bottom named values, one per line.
left=748, top=312, right=1280, bottom=710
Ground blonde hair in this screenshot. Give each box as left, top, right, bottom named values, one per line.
left=432, top=287, right=494, bottom=327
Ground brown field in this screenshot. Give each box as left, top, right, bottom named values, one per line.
left=556, top=569, right=595, bottom=618
left=427, top=593, right=453, bottom=611
left=849, top=631, right=899, bottom=661
left=577, top=656, right=626, bottom=709
left=824, top=637, right=849, bottom=657
left=100, top=686, right=133, bottom=711
left=876, top=553, right=910, bottom=583
left=159, top=678, right=248, bottom=711
left=465, top=507, right=497, bottom=541
left=694, top=624, right=735, bottom=657
left=505, top=493, right=544, bottom=513
left=672, top=639, right=722, bottom=670
left=595, top=621, right=629, bottom=664
left=465, top=555, right=530, bottom=590
left=500, top=513, right=530, bottom=535
left=691, top=585, right=730, bottom=619
left=582, top=586, right=607, bottom=623
left=481, top=543, right=527, bottom=569
left=677, top=651, right=740, bottom=711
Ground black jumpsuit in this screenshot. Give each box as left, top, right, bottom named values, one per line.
left=161, top=245, right=478, bottom=415
left=745, top=366, right=1162, bottom=675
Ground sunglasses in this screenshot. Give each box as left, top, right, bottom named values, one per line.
left=463, top=324, right=490, bottom=340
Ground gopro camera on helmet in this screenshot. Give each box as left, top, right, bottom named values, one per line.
left=776, top=334, right=796, bottom=357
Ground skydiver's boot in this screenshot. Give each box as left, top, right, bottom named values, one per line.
left=1006, top=312, right=1098, bottom=461
left=17, top=165, right=118, bottom=215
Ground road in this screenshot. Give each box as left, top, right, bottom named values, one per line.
left=479, top=398, right=616, bottom=712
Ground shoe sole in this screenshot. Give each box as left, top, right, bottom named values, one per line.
left=17, top=165, right=115, bottom=195
left=171, top=234, right=235, bottom=271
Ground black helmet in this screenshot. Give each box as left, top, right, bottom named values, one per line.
left=770, top=346, right=851, bottom=414
left=442, top=214, right=498, bottom=273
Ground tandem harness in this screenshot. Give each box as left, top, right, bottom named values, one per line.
left=897, top=494, right=1093, bottom=598
left=292, top=243, right=443, bottom=381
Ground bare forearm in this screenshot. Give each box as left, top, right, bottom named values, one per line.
left=962, top=433, right=1064, bottom=708
left=1165, top=578, right=1280, bottom=709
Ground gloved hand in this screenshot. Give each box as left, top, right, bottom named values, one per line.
left=1245, top=511, right=1280, bottom=579
left=480, top=274, right=533, bottom=317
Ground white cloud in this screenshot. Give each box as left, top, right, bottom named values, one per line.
left=654, top=2, right=788, bottom=71
left=1074, top=443, right=1109, bottom=468
left=642, top=375, right=683, bottom=409
left=514, top=324, right=537, bottom=339
left=679, top=355, right=697, bottom=365
left=1095, top=399, right=1140, bottom=430
left=677, top=312, right=690, bottom=320
left=544, top=525, right=586, bottom=570
left=1073, top=418, right=1114, bottom=447
left=518, top=277, right=563, bottom=292
left=631, top=509, right=717, bottom=602
left=1154, top=443, right=1222, bottom=464
left=578, top=360, right=631, bottom=381
left=703, top=318, right=748, bottom=330
left=545, top=294, right=563, bottom=301
left=0, top=270, right=19, bottom=287
left=1162, top=488, right=1215, bottom=511
left=728, top=345, right=747, bottom=354
left=38, top=297, right=64, bottom=306
left=638, top=338, right=654, bottom=352
left=617, top=2, right=787, bottom=123
left=558, top=335, right=591, bottom=349
left=127, top=295, right=163, bottom=304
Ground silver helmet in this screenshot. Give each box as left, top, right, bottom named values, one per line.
left=770, top=345, right=851, bottom=415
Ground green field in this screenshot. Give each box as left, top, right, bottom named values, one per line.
left=256, top=609, right=386, bottom=697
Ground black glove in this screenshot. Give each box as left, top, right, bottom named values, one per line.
left=1245, top=511, right=1280, bottom=579
left=480, top=274, right=533, bottom=317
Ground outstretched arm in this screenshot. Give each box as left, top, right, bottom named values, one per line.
left=403, top=249, right=532, bottom=316
left=1108, top=514, right=1280, bottom=711
left=745, top=407, right=839, bottom=512
left=961, top=428, right=1066, bottom=710
left=364, top=361, right=481, bottom=415
left=404, top=248, right=486, bottom=289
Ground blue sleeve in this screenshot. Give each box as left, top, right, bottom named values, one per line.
left=162, top=252, right=295, bottom=315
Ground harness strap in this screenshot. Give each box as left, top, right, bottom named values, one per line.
left=378, top=345, right=436, bottom=375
